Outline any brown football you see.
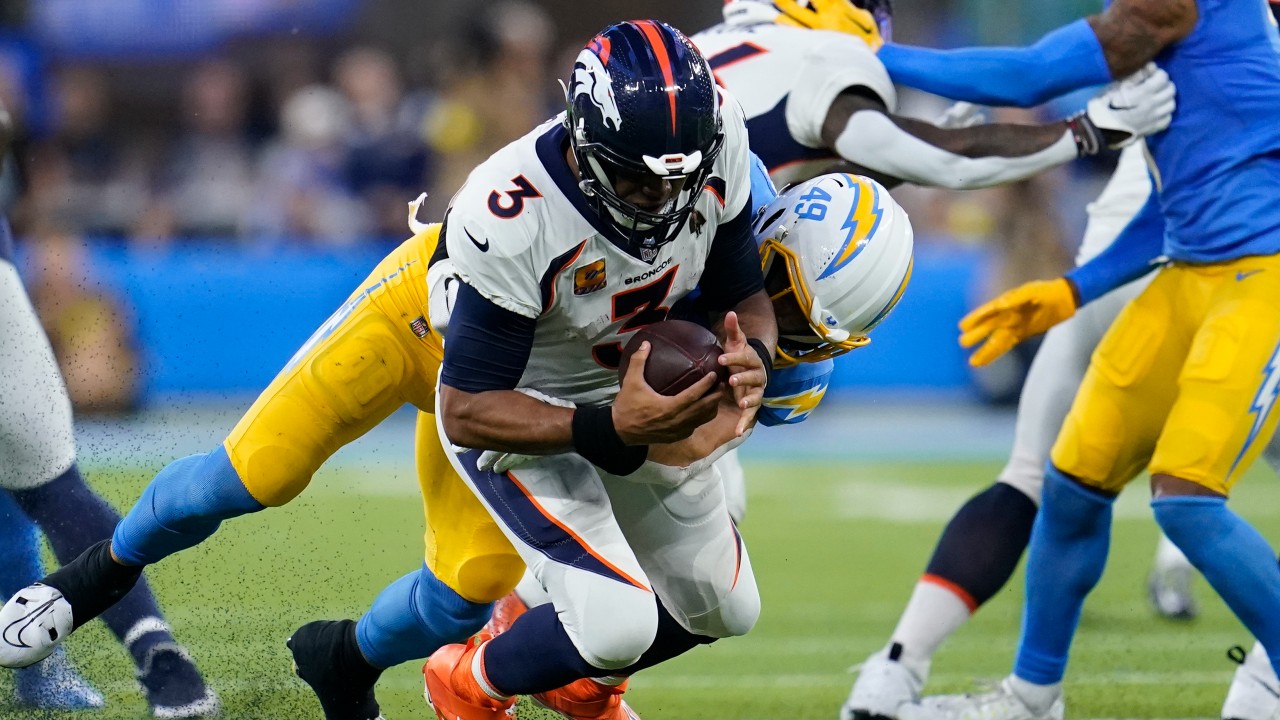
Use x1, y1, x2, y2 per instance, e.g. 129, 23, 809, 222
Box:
618, 320, 729, 396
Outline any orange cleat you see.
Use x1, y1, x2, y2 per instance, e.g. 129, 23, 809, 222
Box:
482, 592, 528, 637
422, 638, 516, 720
532, 677, 641, 720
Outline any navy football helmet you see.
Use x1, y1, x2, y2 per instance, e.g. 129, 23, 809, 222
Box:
563, 20, 723, 256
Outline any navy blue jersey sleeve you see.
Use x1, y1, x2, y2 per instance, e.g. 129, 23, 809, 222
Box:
697, 198, 765, 313
878, 19, 1110, 108
440, 281, 536, 393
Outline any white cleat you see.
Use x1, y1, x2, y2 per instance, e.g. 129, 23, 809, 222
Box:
841, 648, 924, 720
0, 584, 73, 669
1222, 643, 1280, 720
898, 677, 1063, 720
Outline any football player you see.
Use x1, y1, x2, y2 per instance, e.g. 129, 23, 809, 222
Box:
417, 20, 776, 720
871, 1, 1280, 718
0, 105, 217, 717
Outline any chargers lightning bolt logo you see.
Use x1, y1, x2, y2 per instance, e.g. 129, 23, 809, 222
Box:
763, 385, 828, 423
819, 175, 883, 280
1228, 340, 1280, 479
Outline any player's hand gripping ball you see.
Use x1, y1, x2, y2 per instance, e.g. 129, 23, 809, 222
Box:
619, 320, 729, 395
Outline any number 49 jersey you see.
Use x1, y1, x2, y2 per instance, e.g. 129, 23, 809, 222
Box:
693, 22, 896, 187
443, 102, 754, 408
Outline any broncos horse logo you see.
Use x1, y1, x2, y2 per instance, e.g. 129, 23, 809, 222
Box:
568, 49, 623, 131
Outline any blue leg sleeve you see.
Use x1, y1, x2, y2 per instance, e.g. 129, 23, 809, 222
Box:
355, 563, 492, 669
111, 445, 264, 566
1014, 465, 1114, 685
1153, 495, 1280, 674
0, 490, 43, 597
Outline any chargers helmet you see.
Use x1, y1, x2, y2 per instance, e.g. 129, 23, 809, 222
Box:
723, 0, 893, 47
756, 173, 913, 367
564, 21, 723, 257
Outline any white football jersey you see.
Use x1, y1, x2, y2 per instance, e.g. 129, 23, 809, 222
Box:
444, 101, 753, 407
693, 23, 896, 187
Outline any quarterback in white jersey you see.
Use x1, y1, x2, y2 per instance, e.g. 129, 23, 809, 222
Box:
693, 0, 1176, 191
421, 21, 777, 720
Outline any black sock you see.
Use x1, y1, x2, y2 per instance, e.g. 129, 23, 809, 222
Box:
41, 539, 143, 631
924, 482, 1038, 607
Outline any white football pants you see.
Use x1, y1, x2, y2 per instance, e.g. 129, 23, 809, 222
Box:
440, 413, 759, 671
0, 260, 76, 490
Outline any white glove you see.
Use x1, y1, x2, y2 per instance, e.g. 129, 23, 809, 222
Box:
477, 449, 537, 473
1071, 63, 1176, 155
936, 101, 987, 129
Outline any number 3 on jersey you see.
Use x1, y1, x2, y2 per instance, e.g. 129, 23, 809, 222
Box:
592, 266, 679, 369
488, 175, 542, 218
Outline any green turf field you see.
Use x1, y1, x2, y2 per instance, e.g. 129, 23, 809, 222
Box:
3, 457, 1277, 719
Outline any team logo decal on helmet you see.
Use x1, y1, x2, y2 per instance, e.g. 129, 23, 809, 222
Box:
563, 20, 724, 258
756, 173, 914, 367
568, 50, 622, 132
818, 178, 883, 279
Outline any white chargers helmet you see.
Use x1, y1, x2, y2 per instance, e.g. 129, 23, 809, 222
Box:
756, 173, 913, 367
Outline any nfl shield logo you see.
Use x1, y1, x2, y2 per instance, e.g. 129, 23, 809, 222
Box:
640, 245, 658, 263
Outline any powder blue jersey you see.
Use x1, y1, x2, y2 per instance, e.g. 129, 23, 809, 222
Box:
1143, 0, 1280, 262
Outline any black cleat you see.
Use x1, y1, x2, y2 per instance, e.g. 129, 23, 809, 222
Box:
288, 620, 384, 720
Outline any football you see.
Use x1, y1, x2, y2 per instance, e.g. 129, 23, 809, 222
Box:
618, 319, 729, 396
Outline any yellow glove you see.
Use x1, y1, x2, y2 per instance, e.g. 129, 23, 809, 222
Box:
959, 278, 1078, 367
774, 0, 884, 51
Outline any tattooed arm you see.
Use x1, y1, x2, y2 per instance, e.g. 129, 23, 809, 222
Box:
1088, 0, 1198, 77
879, 0, 1196, 107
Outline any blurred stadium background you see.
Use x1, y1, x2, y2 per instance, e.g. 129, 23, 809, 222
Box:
0, 1, 1266, 718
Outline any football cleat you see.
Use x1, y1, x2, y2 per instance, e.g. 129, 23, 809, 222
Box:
532, 677, 641, 720
288, 620, 384, 720
0, 583, 73, 668
841, 647, 924, 720
14, 645, 105, 710
898, 677, 1063, 720
138, 643, 220, 718
423, 638, 516, 720
1221, 643, 1280, 720
1147, 564, 1197, 620
481, 592, 528, 638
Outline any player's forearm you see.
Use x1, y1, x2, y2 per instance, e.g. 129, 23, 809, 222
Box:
439, 385, 575, 454
835, 111, 1078, 190
725, 290, 779, 352
878, 19, 1112, 108
896, 115, 1072, 160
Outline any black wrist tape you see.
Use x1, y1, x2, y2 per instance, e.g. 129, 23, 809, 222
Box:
572, 404, 647, 476
746, 338, 774, 389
